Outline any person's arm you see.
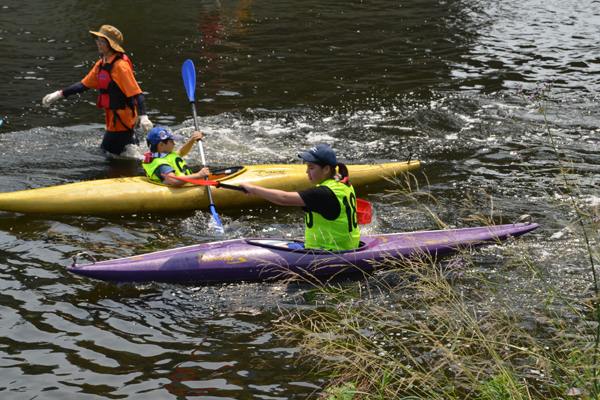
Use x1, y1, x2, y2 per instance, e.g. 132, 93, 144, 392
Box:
42, 82, 90, 107
158, 159, 209, 186
43, 60, 100, 107
132, 94, 152, 133
177, 131, 203, 157
162, 167, 209, 187
239, 183, 306, 207
112, 59, 153, 133
162, 173, 188, 187
62, 82, 90, 98
133, 93, 147, 115
187, 167, 210, 180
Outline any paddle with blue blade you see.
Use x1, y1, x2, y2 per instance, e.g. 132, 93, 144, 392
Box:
182, 59, 224, 235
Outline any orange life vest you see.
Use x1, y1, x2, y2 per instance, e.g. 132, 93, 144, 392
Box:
96, 54, 136, 128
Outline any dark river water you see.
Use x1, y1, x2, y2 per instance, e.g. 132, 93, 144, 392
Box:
1, 0, 599, 398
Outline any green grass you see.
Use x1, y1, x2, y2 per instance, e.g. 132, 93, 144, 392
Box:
276, 82, 600, 399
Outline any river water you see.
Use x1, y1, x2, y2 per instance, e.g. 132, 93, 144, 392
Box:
1, 0, 599, 398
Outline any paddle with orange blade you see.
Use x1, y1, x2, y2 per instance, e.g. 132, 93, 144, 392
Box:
166, 175, 249, 193
356, 198, 372, 225
170, 175, 373, 224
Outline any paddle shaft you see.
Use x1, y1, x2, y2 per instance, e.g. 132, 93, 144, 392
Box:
216, 182, 249, 193
189, 101, 207, 167
182, 59, 223, 235
189, 100, 217, 206
166, 175, 249, 193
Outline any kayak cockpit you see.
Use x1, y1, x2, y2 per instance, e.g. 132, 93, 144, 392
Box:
244, 238, 371, 253
144, 166, 248, 187
209, 166, 246, 181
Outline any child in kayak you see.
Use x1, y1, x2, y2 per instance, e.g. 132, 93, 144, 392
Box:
142, 126, 210, 187
239, 144, 360, 251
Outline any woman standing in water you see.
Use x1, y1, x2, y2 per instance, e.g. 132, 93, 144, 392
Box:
42, 25, 153, 155
240, 144, 361, 251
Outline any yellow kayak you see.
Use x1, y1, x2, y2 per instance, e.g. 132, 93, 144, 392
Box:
0, 161, 419, 214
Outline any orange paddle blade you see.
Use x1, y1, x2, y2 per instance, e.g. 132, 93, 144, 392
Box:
356, 199, 372, 225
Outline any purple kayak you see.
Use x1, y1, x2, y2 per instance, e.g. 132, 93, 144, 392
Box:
67, 219, 538, 283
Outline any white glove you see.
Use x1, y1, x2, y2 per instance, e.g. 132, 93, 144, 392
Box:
42, 90, 63, 108
139, 115, 153, 134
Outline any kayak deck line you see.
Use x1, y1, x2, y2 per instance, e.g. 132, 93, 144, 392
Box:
67, 220, 539, 283
0, 161, 420, 214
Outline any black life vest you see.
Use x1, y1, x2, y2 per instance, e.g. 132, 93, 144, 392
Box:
96, 54, 136, 130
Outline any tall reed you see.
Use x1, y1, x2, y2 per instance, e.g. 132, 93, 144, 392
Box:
276, 83, 600, 399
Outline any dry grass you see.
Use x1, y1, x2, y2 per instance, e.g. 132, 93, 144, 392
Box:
275, 82, 600, 399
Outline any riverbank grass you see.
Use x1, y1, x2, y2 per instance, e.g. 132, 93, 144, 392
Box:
277, 82, 600, 399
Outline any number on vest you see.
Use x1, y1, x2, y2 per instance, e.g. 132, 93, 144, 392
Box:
175, 157, 193, 175
342, 193, 358, 232
305, 212, 314, 228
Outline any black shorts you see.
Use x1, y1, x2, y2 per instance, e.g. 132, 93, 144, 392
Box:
101, 130, 139, 155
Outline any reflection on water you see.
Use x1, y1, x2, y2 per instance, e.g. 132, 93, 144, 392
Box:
2, 0, 478, 131
0, 0, 599, 398
454, 0, 600, 92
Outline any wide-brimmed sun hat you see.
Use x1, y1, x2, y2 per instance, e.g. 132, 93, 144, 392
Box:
89, 25, 125, 53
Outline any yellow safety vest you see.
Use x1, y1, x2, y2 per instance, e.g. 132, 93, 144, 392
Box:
304, 179, 361, 251
142, 152, 192, 183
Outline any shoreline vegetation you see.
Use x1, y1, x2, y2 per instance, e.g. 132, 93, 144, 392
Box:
277, 82, 600, 399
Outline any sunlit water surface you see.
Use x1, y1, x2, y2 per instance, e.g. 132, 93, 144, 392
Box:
1, 0, 599, 397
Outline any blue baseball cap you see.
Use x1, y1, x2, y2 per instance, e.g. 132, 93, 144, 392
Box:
147, 126, 185, 145
298, 144, 338, 168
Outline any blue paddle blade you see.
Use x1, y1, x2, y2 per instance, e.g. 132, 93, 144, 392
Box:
0, 120, 3, 127
182, 59, 222, 236
209, 205, 225, 235
182, 59, 197, 102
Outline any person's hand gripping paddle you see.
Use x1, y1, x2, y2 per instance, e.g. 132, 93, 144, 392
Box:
182, 59, 224, 235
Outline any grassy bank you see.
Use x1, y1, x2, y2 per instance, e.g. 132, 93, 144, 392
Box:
277, 82, 600, 399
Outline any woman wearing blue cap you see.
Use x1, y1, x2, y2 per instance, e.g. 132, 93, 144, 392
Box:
240, 144, 360, 251
142, 126, 210, 187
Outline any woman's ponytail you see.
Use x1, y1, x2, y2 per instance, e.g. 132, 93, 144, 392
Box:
337, 162, 349, 179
